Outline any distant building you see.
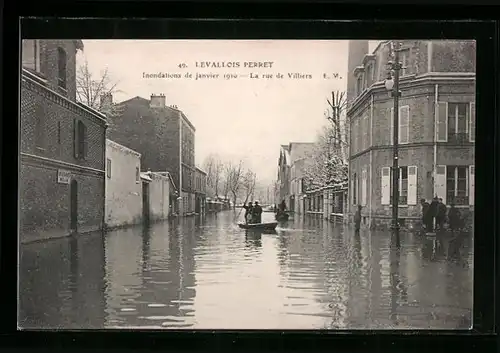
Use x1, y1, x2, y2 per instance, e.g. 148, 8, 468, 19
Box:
20, 39, 107, 243
105, 140, 142, 229
277, 142, 315, 214
194, 167, 207, 215
106, 94, 197, 216
347, 40, 475, 230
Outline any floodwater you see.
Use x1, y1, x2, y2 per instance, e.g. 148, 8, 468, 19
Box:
19, 210, 473, 330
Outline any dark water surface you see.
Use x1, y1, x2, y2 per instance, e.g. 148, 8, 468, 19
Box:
19, 211, 473, 330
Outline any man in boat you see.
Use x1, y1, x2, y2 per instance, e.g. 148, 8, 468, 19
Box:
242, 201, 253, 224
252, 201, 263, 224
276, 200, 287, 218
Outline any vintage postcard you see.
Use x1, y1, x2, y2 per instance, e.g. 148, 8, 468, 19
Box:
18, 39, 475, 330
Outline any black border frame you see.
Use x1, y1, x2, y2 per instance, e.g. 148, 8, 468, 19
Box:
2, 5, 498, 353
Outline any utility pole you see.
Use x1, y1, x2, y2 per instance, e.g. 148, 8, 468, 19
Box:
384, 41, 402, 248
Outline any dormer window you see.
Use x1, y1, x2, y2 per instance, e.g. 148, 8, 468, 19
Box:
57, 47, 67, 89
22, 40, 41, 72
400, 49, 410, 76
356, 75, 363, 96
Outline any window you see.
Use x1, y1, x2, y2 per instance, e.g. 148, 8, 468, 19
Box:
365, 65, 372, 88
57, 47, 67, 89
382, 166, 418, 206
390, 105, 410, 145
106, 159, 112, 179
74, 119, 87, 160
361, 168, 367, 206
470, 103, 475, 142
447, 103, 469, 143
136, 167, 140, 182
446, 166, 469, 205
352, 172, 357, 205
35, 113, 44, 149
400, 49, 410, 76
356, 75, 363, 96
57, 121, 61, 144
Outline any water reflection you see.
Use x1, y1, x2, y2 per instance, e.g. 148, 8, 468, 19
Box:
19, 211, 473, 330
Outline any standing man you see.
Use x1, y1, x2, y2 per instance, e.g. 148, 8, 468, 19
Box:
436, 198, 448, 231
428, 196, 440, 232
420, 198, 431, 232
447, 200, 462, 236
243, 201, 253, 224
252, 201, 263, 224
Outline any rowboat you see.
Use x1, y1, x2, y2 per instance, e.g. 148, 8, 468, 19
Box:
238, 222, 278, 231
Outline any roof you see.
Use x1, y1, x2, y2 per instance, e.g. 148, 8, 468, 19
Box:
140, 173, 153, 182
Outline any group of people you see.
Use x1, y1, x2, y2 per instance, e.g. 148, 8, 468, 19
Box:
243, 201, 263, 224
420, 196, 463, 233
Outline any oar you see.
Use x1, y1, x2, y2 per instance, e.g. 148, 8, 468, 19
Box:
234, 192, 251, 223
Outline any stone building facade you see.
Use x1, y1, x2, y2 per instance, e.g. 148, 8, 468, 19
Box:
105, 140, 142, 229
347, 40, 475, 230
194, 167, 207, 215
20, 40, 107, 243
288, 143, 315, 214
106, 94, 197, 216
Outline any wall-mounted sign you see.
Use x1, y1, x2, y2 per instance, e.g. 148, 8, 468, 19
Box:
57, 169, 71, 184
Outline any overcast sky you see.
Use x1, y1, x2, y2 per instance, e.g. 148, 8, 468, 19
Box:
78, 40, 380, 184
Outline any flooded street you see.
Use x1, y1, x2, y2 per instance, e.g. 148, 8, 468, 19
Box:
19, 211, 473, 330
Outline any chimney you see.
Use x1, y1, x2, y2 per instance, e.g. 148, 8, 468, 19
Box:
99, 93, 113, 114
346, 40, 369, 104
150, 93, 166, 108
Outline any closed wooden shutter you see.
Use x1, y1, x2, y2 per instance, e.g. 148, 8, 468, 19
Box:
381, 167, 390, 205
408, 166, 417, 205
470, 102, 475, 142
73, 119, 79, 159
362, 168, 367, 206
436, 102, 448, 142
83, 123, 88, 159
469, 165, 474, 205
435, 165, 446, 204
399, 105, 410, 144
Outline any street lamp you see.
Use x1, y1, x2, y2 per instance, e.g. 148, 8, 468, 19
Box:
384, 41, 403, 248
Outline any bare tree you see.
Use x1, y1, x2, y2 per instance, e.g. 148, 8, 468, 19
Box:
241, 170, 257, 205
76, 58, 124, 117
225, 160, 244, 209
202, 154, 225, 198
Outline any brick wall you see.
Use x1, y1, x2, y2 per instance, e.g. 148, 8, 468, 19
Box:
20, 74, 106, 243
21, 79, 106, 170
431, 41, 476, 73
107, 98, 181, 189
19, 163, 104, 243
39, 40, 79, 101
105, 140, 143, 229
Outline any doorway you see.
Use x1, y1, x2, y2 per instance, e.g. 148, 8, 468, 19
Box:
142, 182, 150, 224
70, 179, 78, 232
195, 196, 201, 214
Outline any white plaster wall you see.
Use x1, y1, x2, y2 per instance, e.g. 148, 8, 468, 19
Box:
105, 140, 142, 228
148, 173, 170, 221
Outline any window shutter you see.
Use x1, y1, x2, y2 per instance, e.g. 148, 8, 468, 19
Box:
381, 167, 390, 205
362, 168, 367, 206
470, 102, 475, 142
408, 166, 417, 205
83, 124, 88, 159
389, 107, 394, 145
399, 105, 410, 144
436, 102, 448, 142
434, 165, 446, 204
469, 165, 474, 205
73, 119, 79, 159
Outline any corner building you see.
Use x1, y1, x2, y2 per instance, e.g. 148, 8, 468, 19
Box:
347, 40, 475, 230
107, 94, 197, 216
20, 40, 107, 243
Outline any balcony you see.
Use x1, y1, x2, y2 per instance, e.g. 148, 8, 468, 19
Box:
447, 132, 470, 144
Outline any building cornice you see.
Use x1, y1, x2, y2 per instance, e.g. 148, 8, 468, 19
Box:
349, 141, 474, 160
21, 152, 105, 176
347, 72, 476, 118
362, 54, 376, 66
353, 65, 365, 76
21, 69, 108, 127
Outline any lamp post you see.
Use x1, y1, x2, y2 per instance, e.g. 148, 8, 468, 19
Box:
384, 41, 402, 248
